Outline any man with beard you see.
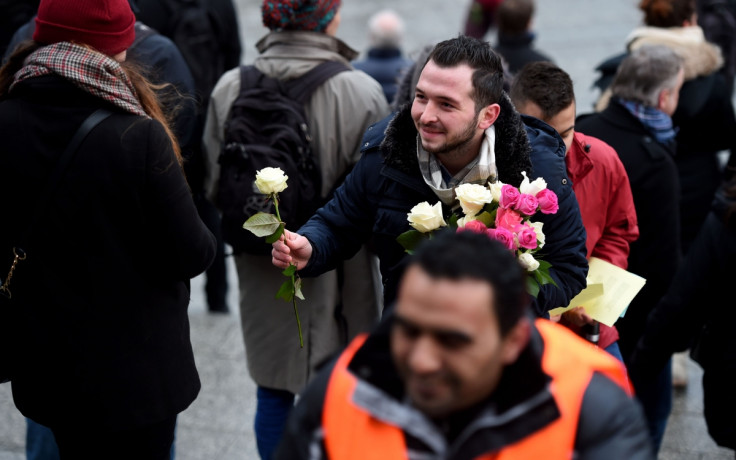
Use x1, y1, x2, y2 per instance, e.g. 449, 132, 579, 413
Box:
273, 231, 653, 460
273, 35, 588, 315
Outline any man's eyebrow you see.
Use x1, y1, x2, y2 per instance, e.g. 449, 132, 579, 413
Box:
393, 314, 472, 343
559, 125, 574, 137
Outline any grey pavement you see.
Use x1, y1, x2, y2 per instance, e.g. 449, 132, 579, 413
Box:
1, 0, 734, 459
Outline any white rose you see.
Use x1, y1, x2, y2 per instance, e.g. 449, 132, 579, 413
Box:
455, 183, 493, 216
519, 171, 547, 196
530, 221, 546, 248
255, 167, 289, 195
407, 202, 447, 233
488, 179, 505, 203
457, 215, 477, 227
518, 252, 540, 272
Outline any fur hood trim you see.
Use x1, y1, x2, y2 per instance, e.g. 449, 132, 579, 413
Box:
627, 26, 723, 80
379, 94, 532, 186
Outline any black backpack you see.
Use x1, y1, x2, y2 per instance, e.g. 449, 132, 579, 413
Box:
217, 61, 349, 255
159, 0, 223, 106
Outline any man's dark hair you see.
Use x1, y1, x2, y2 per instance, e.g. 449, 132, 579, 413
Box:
640, 0, 696, 27
426, 35, 505, 113
509, 61, 575, 120
409, 230, 528, 336
497, 0, 535, 36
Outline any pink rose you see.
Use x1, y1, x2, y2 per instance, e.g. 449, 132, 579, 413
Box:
536, 188, 559, 214
487, 227, 517, 251
495, 207, 523, 232
457, 220, 487, 234
516, 224, 538, 250
514, 193, 539, 216
499, 184, 520, 209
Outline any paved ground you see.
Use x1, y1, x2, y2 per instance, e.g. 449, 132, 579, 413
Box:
1, 0, 735, 458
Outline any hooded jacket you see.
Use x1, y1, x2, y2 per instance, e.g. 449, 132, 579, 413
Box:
299, 98, 588, 315
274, 316, 654, 460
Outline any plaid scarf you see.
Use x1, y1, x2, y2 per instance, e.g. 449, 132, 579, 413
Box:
10, 42, 147, 117
616, 97, 676, 145
418, 125, 499, 204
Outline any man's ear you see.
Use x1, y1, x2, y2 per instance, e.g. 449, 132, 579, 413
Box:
657, 88, 669, 112
479, 103, 501, 130
500, 316, 531, 365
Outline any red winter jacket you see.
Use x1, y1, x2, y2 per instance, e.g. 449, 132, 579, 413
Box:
564, 132, 639, 348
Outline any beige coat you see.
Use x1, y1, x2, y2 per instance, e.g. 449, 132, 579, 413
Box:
203, 31, 390, 393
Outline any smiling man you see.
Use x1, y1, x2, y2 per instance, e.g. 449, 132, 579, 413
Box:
274, 231, 653, 459
273, 35, 588, 316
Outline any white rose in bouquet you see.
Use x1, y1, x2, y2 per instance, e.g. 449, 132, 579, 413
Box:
255, 167, 289, 195
455, 183, 493, 216
530, 221, 546, 248
489, 179, 505, 203
407, 202, 447, 233
519, 171, 547, 196
518, 252, 540, 272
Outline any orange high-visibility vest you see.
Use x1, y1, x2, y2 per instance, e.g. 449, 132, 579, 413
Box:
322, 319, 630, 460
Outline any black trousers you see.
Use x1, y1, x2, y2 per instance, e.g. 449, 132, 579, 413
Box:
51, 415, 176, 460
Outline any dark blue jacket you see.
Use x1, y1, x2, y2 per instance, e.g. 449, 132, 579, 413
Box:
352, 47, 412, 104
299, 97, 587, 316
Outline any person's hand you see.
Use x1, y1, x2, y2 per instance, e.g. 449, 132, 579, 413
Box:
562, 306, 595, 328
272, 229, 313, 270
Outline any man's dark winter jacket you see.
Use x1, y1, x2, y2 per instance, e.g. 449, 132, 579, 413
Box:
576, 101, 682, 361
299, 96, 588, 315
274, 315, 654, 460
630, 178, 736, 449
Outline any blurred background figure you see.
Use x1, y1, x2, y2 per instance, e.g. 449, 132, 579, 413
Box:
463, 0, 504, 39
577, 45, 686, 455
352, 9, 413, 104
0, 0, 39, 58
697, 0, 736, 96
494, 0, 552, 75
136, 0, 243, 314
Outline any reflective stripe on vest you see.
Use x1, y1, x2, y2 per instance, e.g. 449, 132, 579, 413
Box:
323, 320, 630, 460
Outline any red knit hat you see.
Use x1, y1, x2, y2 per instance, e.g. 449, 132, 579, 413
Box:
33, 0, 136, 56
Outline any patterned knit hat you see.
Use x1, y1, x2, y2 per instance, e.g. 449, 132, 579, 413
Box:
262, 0, 341, 32
33, 0, 136, 56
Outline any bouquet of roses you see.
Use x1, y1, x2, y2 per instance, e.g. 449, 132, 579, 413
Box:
397, 172, 559, 297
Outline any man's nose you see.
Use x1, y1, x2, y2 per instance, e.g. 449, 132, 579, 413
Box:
419, 101, 439, 125
407, 336, 441, 374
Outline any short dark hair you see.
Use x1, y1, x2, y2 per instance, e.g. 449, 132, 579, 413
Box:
639, 0, 695, 27
498, 0, 535, 36
409, 230, 528, 336
509, 62, 575, 120
426, 35, 505, 112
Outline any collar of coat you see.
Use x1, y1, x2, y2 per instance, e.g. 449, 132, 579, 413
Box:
255, 30, 359, 62
627, 25, 723, 80
377, 94, 533, 187
344, 313, 557, 457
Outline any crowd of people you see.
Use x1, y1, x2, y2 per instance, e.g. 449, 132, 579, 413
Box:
1, 0, 735, 458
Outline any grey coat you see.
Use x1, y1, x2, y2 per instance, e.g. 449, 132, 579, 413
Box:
203, 31, 390, 393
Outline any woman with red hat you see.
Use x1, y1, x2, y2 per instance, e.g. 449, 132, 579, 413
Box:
0, 0, 216, 458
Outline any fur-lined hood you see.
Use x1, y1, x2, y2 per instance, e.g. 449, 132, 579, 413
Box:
627, 25, 723, 80
378, 93, 533, 187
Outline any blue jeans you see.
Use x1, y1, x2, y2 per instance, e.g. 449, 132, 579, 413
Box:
26, 418, 177, 460
255, 386, 295, 460
604, 341, 624, 363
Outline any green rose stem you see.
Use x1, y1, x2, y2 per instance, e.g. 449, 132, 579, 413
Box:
272, 194, 304, 348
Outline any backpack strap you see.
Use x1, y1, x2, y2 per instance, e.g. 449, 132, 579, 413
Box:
285, 61, 351, 104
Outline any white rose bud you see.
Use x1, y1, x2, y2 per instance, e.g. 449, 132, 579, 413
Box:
407, 202, 447, 233
455, 183, 493, 216
518, 252, 540, 272
457, 215, 477, 227
519, 171, 547, 196
255, 167, 289, 195
488, 179, 505, 203
530, 221, 546, 248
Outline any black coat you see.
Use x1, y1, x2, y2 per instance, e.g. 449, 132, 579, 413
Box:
629, 179, 736, 449
0, 75, 216, 430
576, 102, 682, 361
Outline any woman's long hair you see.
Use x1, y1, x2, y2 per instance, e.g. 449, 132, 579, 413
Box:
0, 41, 182, 164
